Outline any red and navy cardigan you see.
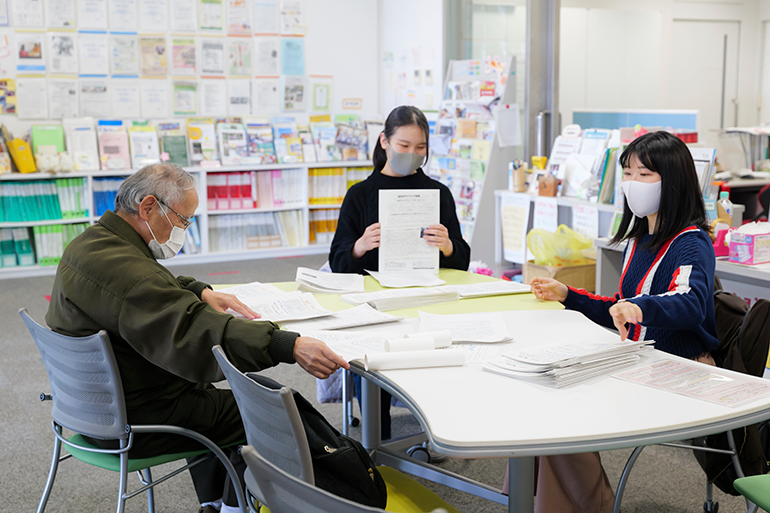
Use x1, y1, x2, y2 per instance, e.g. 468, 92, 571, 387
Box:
562, 226, 720, 359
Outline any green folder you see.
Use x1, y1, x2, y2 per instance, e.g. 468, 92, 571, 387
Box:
31, 125, 66, 155
12, 227, 35, 266
0, 229, 16, 267
163, 135, 189, 166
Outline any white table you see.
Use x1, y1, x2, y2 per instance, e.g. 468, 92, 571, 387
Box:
353, 309, 770, 513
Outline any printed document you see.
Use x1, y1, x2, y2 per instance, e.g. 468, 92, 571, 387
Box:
225, 291, 332, 322
366, 270, 445, 288
614, 359, 770, 408
217, 280, 284, 299
295, 267, 364, 294
418, 311, 512, 343
280, 303, 401, 332
378, 189, 440, 273
437, 280, 530, 298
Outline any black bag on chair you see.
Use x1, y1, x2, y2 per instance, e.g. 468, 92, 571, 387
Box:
291, 389, 388, 508
693, 282, 770, 495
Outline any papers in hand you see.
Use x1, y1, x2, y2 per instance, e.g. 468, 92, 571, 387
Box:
295, 267, 365, 294
308, 330, 465, 371
418, 311, 513, 343
366, 270, 446, 288
280, 303, 401, 332
340, 288, 459, 311
484, 339, 653, 388
436, 280, 531, 299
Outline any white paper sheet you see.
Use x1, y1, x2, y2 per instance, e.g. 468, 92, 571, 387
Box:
47, 32, 78, 73
168, 0, 195, 30
111, 78, 140, 118
253, 36, 278, 75
76, 0, 107, 28
78, 32, 109, 75
227, 37, 250, 75
13, 0, 43, 26
252, 0, 277, 33
198, 0, 222, 30
16, 77, 48, 119
252, 77, 279, 114
48, 77, 78, 118
533, 197, 558, 232
279, 0, 302, 35
138, 0, 167, 30
226, 291, 332, 322
109, 33, 139, 75
16, 31, 45, 72
200, 37, 224, 74
46, 0, 75, 27
199, 78, 226, 116
366, 270, 445, 288
108, 0, 136, 30
172, 80, 196, 115
280, 303, 401, 332
140, 79, 168, 117
418, 311, 512, 343
494, 103, 521, 147
217, 280, 284, 298
295, 266, 365, 294
571, 203, 599, 240
378, 189, 440, 273
436, 281, 531, 298
302, 330, 393, 363
79, 78, 109, 116
227, 78, 250, 116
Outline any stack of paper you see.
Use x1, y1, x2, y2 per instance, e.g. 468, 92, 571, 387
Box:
295, 267, 365, 294
436, 281, 531, 299
366, 270, 446, 288
418, 311, 513, 343
217, 282, 336, 322
340, 288, 459, 311
484, 339, 653, 388
280, 303, 401, 332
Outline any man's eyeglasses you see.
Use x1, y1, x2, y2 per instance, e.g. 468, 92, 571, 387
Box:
158, 199, 194, 229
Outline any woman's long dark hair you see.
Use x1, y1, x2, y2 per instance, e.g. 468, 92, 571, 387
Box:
610, 131, 709, 250
372, 106, 430, 173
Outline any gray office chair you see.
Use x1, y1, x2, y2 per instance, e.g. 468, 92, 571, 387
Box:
20, 308, 247, 513
211, 345, 462, 513
240, 445, 449, 513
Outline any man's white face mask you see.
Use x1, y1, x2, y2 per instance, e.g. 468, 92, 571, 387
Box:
145, 203, 185, 260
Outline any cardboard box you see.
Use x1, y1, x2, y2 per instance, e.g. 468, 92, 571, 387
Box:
729, 231, 770, 265
523, 260, 597, 292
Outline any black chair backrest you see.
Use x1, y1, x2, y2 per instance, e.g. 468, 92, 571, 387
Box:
19, 308, 129, 441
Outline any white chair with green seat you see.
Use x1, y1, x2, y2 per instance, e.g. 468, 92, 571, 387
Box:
733, 476, 764, 513
241, 444, 449, 513
19, 308, 247, 513
211, 345, 462, 513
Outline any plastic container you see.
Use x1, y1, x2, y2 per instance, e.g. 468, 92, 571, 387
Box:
717, 191, 733, 226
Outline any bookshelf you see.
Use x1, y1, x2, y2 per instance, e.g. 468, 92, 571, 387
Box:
0, 160, 373, 279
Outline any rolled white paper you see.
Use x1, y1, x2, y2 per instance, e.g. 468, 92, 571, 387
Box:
385, 336, 435, 352
410, 330, 453, 348
363, 349, 466, 371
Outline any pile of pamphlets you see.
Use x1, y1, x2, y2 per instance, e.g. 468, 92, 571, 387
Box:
295, 267, 365, 294
340, 288, 459, 311
484, 339, 653, 388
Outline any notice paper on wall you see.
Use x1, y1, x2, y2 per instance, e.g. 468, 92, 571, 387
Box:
198, 0, 222, 30
13, 0, 43, 26
16, 77, 48, 119
500, 192, 530, 264
173, 80, 196, 115
572, 203, 599, 240
111, 78, 140, 118
48, 32, 78, 73
48, 77, 79, 118
139, 36, 167, 75
78, 31, 108, 75
109, 33, 140, 75
533, 197, 558, 232
200, 79, 226, 116
16, 31, 45, 72
378, 189, 440, 274
252, 0, 277, 33
281, 74, 305, 112
200, 37, 225, 74
171, 37, 196, 75
252, 77, 280, 114
79, 78, 109, 117
169, 0, 195, 31
226, 0, 250, 33
46, 0, 76, 28
227, 38, 251, 75
227, 78, 251, 116
138, 0, 167, 31
280, 36, 303, 75
108, 0, 137, 30
253, 36, 278, 75
140, 79, 169, 118
76, 0, 107, 29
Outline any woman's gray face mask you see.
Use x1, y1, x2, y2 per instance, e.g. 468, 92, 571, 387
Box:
386, 141, 426, 176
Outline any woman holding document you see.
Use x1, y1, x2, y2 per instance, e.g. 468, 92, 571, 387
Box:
520, 131, 719, 512
329, 106, 470, 440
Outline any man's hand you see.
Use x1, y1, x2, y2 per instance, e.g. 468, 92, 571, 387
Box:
201, 289, 260, 320
422, 224, 454, 257
609, 302, 643, 341
293, 336, 350, 379
352, 223, 381, 259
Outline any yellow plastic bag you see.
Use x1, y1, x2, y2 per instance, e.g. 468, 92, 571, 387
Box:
526, 225, 594, 266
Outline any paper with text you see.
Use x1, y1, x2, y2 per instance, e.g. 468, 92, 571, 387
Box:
378, 189, 440, 274
366, 269, 445, 288
280, 303, 401, 332
418, 311, 512, 343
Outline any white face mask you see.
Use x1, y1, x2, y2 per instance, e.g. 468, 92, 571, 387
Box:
145, 204, 186, 260
622, 180, 662, 218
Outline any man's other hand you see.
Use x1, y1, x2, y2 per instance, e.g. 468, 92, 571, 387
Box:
293, 337, 350, 379
201, 289, 260, 320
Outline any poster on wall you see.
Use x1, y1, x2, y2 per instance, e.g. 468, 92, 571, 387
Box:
252, 0, 277, 34
0, 0, 9, 25
200, 37, 224, 75
140, 78, 168, 117
76, 0, 108, 29
171, 37, 196, 75
280, 36, 303, 75
253, 36, 277, 75
78, 32, 109, 75
227, 37, 250, 75
16, 31, 45, 72
47, 32, 78, 74
109, 33, 140, 75
0, 78, 16, 114
139, 36, 167, 75
198, 0, 223, 31
227, 78, 249, 116
48, 77, 79, 118
16, 77, 48, 118
168, 0, 195, 31
111, 77, 140, 117
199, 78, 225, 116
226, 0, 250, 33
13, 0, 44, 27
46, 0, 76, 28
138, 0, 167, 31
309, 76, 331, 113
108, 0, 137, 31
252, 77, 278, 114
281, 74, 304, 112
279, 0, 302, 35
173, 80, 196, 115
79, 78, 109, 116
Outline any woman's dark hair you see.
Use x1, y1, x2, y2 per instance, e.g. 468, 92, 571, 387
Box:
372, 106, 430, 173
610, 131, 709, 250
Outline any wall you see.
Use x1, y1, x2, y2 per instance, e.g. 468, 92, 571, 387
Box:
560, 0, 762, 152
379, 0, 445, 116
0, 0, 380, 138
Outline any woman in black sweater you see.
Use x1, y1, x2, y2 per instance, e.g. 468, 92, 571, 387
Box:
329, 105, 470, 275
329, 105, 470, 441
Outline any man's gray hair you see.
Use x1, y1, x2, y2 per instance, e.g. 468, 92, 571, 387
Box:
115, 163, 197, 215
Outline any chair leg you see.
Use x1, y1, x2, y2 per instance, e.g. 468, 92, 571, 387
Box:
613, 446, 645, 513
116, 452, 129, 513
342, 368, 350, 436
37, 435, 62, 513
141, 468, 155, 513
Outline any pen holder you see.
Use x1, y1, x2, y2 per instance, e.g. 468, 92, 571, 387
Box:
713, 229, 729, 257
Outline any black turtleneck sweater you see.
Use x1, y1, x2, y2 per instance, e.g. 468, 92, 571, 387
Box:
329, 167, 471, 274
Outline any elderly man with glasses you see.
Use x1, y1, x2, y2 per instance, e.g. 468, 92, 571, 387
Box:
46, 163, 348, 513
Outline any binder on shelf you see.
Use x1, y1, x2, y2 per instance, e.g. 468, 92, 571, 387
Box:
0, 229, 17, 267
12, 227, 35, 266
